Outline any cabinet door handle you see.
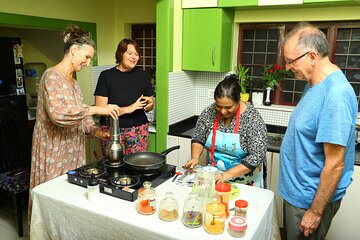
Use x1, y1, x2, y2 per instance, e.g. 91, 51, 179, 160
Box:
212, 46, 215, 66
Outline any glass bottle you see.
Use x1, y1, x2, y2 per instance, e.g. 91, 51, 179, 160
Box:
182, 192, 203, 228
215, 182, 231, 218
203, 199, 226, 235
87, 173, 99, 202
137, 181, 156, 215
158, 192, 179, 221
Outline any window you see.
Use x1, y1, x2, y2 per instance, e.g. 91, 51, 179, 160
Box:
238, 22, 360, 107
132, 24, 156, 88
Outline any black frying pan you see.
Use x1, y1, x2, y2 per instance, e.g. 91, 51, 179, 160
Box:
123, 145, 180, 173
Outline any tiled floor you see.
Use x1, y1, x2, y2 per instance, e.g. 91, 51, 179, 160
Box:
0, 205, 29, 240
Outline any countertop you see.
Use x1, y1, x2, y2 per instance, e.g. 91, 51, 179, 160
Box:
168, 116, 360, 166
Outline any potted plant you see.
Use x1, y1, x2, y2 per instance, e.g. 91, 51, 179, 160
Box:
235, 63, 252, 102
262, 64, 289, 105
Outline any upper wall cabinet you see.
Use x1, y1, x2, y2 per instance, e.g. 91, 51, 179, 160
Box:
217, 0, 357, 7
303, 0, 358, 3
182, 8, 234, 72
182, 0, 218, 8
218, 0, 258, 7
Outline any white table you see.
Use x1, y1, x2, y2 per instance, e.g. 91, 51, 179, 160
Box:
30, 174, 278, 240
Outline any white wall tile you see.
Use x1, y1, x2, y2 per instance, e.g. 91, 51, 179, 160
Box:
168, 71, 292, 127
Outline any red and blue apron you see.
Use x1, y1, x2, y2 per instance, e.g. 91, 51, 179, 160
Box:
204, 105, 263, 187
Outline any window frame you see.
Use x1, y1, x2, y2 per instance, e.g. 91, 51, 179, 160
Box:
238, 21, 360, 107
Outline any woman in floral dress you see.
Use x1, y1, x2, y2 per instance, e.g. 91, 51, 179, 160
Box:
29, 25, 121, 219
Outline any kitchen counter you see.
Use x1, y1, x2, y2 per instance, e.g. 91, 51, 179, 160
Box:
168, 117, 360, 165
30, 174, 278, 240
168, 117, 285, 153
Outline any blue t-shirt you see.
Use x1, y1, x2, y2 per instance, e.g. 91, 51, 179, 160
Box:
279, 70, 358, 209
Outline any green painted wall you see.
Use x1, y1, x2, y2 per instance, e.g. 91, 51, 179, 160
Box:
0, 0, 155, 65
0, 0, 156, 106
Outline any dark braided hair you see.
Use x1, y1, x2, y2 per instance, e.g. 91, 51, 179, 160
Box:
214, 74, 241, 102
61, 25, 96, 54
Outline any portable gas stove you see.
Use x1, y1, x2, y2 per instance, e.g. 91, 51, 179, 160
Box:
67, 159, 176, 201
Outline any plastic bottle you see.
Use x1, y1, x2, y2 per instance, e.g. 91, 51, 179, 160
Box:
158, 192, 179, 221
182, 192, 203, 228
87, 173, 99, 202
137, 181, 156, 215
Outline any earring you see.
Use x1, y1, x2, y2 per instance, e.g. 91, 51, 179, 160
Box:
71, 57, 75, 64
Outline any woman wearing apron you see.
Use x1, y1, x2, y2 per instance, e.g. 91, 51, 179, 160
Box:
185, 74, 267, 187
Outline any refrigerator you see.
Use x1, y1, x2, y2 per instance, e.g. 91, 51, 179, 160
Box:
0, 37, 30, 170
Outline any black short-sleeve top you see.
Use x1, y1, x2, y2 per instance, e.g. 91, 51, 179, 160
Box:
94, 67, 154, 128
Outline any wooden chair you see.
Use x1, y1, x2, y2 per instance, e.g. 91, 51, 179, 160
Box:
0, 167, 30, 237
0, 96, 32, 237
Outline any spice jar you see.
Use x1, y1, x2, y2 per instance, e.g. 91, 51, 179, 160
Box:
215, 182, 231, 218
182, 192, 203, 228
137, 181, 156, 215
234, 199, 248, 218
228, 216, 247, 238
203, 199, 226, 235
193, 165, 218, 204
158, 192, 179, 221
87, 173, 99, 202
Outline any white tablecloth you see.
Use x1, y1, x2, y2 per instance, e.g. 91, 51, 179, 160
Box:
30, 174, 278, 240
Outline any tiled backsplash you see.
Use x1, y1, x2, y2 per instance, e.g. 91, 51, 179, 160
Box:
168, 71, 292, 127
91, 68, 359, 128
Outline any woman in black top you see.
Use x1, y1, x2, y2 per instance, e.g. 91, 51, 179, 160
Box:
94, 39, 154, 155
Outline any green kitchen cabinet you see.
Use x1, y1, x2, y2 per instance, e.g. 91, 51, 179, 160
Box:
148, 133, 156, 152
182, 8, 234, 72
218, 0, 258, 7
304, 0, 358, 3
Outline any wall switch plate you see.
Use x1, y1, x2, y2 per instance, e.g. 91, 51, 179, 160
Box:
207, 89, 214, 99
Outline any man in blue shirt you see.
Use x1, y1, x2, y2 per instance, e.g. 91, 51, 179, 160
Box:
279, 22, 358, 240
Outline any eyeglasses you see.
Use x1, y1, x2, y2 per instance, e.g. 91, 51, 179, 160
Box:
286, 51, 310, 65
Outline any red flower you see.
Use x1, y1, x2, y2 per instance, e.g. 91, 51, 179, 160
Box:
263, 64, 290, 89
274, 65, 281, 70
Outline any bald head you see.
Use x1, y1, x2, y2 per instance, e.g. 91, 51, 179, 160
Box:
283, 22, 329, 58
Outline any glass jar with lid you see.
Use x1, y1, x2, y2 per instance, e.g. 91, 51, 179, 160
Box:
193, 165, 219, 204
137, 181, 156, 215
158, 192, 179, 221
203, 199, 226, 234
215, 182, 231, 218
234, 199, 248, 218
182, 192, 203, 228
228, 216, 247, 237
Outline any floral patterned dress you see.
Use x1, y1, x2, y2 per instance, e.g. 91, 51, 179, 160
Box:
29, 68, 97, 193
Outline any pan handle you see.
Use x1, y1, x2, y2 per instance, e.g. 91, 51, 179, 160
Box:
160, 145, 180, 156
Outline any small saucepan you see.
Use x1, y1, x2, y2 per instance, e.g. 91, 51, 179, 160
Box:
123, 145, 180, 174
